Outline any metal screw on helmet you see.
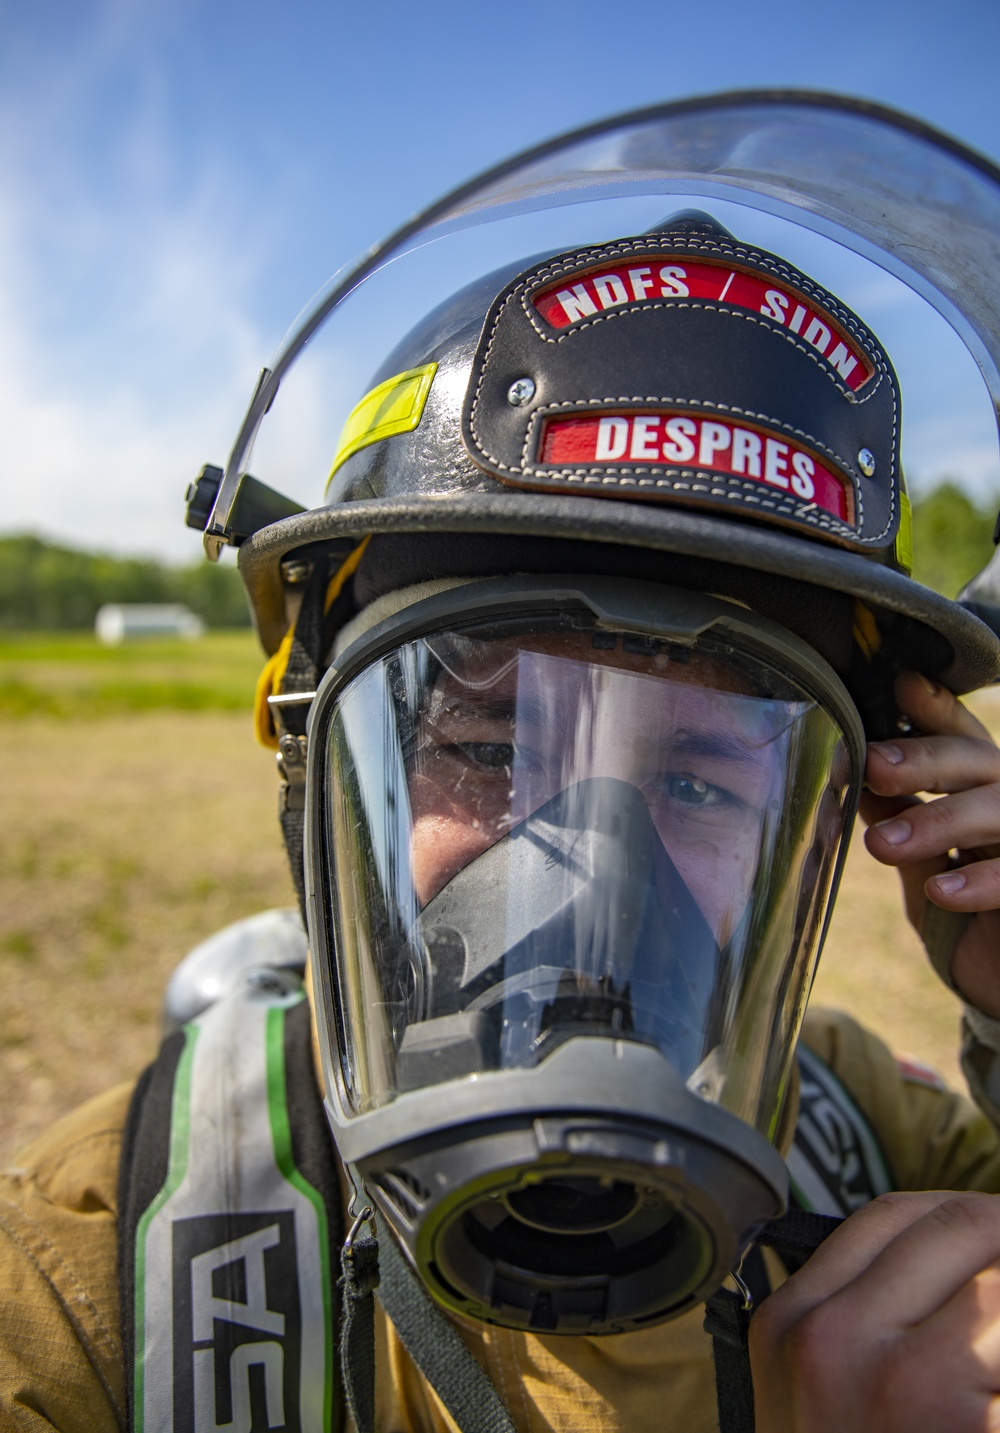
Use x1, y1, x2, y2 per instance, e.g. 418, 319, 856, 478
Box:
858, 448, 876, 477
278, 733, 307, 767
506, 377, 536, 406
281, 557, 314, 586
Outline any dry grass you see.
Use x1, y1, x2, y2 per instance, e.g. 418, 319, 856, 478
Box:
0, 710, 294, 1160
814, 820, 964, 1085
0, 630, 296, 1161
2, 632, 998, 1162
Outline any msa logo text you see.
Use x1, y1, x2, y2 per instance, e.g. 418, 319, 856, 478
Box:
796, 1077, 872, 1211
173, 1211, 301, 1433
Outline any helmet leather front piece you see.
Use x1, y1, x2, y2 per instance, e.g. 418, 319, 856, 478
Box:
461, 222, 901, 564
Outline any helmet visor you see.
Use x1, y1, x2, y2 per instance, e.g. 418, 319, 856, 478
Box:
319, 598, 859, 1136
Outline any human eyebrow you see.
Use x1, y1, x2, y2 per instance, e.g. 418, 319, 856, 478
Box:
430, 694, 556, 730
666, 729, 763, 763
429, 696, 517, 724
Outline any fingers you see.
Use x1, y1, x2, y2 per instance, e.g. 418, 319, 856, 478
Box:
867, 734, 1000, 799
926, 859, 1000, 913
863, 672, 1000, 874
865, 784, 1000, 869
862, 674, 1000, 925
830, 1193, 1000, 1330
894, 671, 993, 744
858, 789, 922, 827
755, 1192, 970, 1331
751, 1193, 1000, 1433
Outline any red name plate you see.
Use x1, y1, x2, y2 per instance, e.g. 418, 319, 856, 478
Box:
538, 410, 854, 523
532, 259, 873, 391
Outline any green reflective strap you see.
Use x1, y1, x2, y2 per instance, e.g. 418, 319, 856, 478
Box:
266, 1000, 335, 1431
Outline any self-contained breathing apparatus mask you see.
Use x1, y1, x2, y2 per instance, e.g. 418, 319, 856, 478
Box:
189, 93, 1000, 1349
307, 576, 863, 1332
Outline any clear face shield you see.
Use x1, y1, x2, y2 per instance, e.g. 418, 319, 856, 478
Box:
308, 580, 865, 1331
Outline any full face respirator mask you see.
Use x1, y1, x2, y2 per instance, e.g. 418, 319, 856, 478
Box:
305, 575, 865, 1333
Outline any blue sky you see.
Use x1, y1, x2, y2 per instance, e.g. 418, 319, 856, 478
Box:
1, 0, 998, 559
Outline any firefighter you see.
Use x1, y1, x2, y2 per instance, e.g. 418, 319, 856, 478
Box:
7, 99, 1000, 1432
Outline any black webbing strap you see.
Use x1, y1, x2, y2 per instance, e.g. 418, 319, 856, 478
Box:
340, 1229, 381, 1433
339, 1225, 517, 1433
379, 1233, 517, 1433
703, 1286, 757, 1433
275, 545, 366, 916
704, 1210, 844, 1433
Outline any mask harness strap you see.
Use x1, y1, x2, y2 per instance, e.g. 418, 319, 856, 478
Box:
339, 1212, 380, 1433
339, 1219, 517, 1433
703, 1210, 843, 1433
338, 1207, 839, 1433
273, 545, 365, 915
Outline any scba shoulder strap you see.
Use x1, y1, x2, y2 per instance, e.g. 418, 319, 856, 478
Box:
120, 960, 515, 1433
120, 956, 892, 1433
118, 969, 343, 1433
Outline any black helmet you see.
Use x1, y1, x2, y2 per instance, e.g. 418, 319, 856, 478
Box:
233, 210, 996, 755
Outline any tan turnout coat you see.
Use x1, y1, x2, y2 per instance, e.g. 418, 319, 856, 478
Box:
3, 1007, 1000, 1433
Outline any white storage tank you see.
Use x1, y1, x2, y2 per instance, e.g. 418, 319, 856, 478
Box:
94, 603, 205, 645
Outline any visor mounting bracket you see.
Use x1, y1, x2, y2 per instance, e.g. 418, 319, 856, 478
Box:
277, 734, 308, 812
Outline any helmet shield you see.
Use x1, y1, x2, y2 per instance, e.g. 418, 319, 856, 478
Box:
221, 95, 1000, 694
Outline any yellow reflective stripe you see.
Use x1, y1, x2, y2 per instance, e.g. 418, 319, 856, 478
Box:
253, 537, 373, 749
254, 625, 296, 749
326, 363, 438, 487
895, 492, 913, 575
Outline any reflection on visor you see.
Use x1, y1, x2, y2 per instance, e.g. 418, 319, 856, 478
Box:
324, 615, 854, 1132
412, 641, 794, 942
405, 777, 726, 1079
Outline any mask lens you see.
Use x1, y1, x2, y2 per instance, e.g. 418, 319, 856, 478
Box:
322, 608, 855, 1137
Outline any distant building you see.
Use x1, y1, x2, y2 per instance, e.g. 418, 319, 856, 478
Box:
95, 603, 205, 645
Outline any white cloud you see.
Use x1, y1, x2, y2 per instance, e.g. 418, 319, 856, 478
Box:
0, 5, 297, 561
0, 181, 272, 560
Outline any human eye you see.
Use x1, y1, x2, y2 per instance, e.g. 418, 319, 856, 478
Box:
660, 772, 747, 817
665, 773, 722, 806
450, 742, 515, 772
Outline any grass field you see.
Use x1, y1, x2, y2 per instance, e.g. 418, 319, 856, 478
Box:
0, 630, 263, 717
0, 631, 995, 1163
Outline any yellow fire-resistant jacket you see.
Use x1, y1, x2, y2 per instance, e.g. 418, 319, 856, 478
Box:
3, 1006, 1000, 1433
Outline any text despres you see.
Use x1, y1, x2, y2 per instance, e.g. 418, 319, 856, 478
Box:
532, 259, 874, 392
538, 411, 854, 523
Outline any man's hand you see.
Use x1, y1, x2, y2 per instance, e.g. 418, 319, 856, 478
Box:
750, 1191, 1000, 1433
863, 671, 1000, 1016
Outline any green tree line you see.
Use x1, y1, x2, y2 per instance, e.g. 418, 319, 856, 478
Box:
0, 534, 250, 629
0, 480, 996, 629
909, 482, 996, 599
